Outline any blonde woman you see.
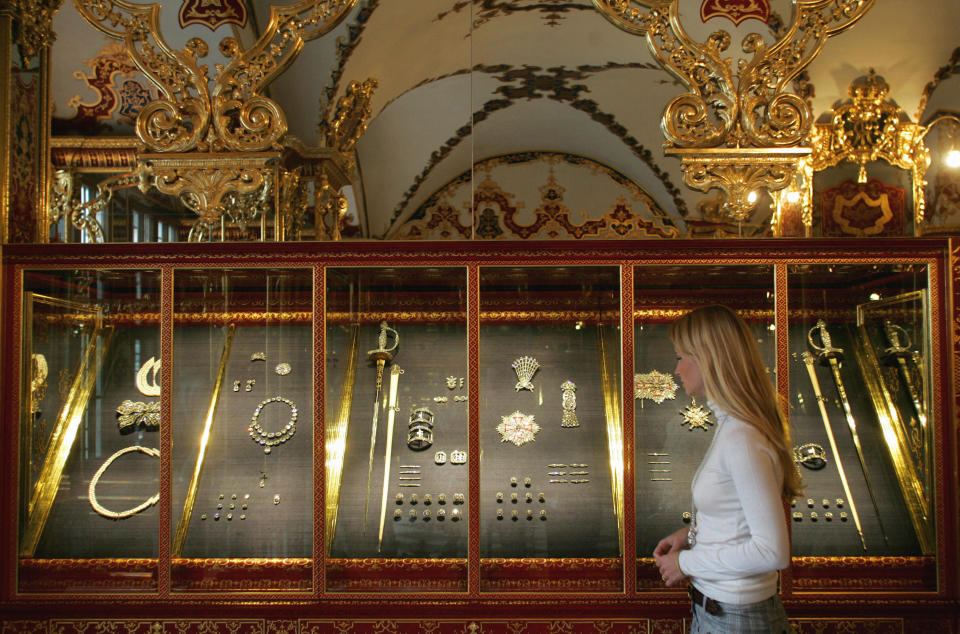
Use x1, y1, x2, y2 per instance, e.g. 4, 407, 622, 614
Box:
653, 305, 802, 633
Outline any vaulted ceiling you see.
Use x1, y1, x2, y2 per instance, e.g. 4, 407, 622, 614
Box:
49, 0, 960, 239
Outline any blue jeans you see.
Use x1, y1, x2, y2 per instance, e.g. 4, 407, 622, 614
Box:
690, 593, 791, 633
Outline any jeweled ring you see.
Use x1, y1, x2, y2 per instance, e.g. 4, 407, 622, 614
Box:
275, 363, 291, 376
793, 442, 827, 470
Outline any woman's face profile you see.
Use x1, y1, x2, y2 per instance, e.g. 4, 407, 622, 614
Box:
673, 347, 704, 397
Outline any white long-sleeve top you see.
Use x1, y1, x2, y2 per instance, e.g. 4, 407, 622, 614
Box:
677, 401, 790, 605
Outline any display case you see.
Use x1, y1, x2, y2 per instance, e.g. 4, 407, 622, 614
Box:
1, 239, 955, 627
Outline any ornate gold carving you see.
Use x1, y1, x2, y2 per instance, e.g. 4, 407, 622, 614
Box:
314, 170, 348, 240
593, 0, 874, 223
322, 78, 379, 165
49, 169, 105, 243
75, 0, 357, 153
595, 0, 873, 149
11, 0, 62, 64
810, 71, 928, 184
796, 73, 960, 234
68, 0, 359, 235
669, 147, 808, 221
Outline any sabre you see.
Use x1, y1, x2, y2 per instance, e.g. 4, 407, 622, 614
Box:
809, 319, 888, 546
802, 351, 868, 551
378, 364, 403, 552
363, 321, 399, 534
882, 320, 927, 431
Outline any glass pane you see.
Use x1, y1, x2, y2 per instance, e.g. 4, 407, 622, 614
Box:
633, 265, 775, 591
479, 266, 623, 593
325, 267, 468, 592
19, 269, 161, 592
170, 269, 313, 592
788, 263, 935, 591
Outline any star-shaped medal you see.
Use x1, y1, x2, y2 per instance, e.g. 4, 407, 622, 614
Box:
634, 370, 679, 404
680, 399, 715, 431
497, 410, 540, 446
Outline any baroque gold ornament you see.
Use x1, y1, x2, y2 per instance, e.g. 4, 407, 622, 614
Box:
74, 0, 359, 153
593, 0, 875, 222
11, 0, 62, 64
69, 0, 360, 237
800, 71, 937, 232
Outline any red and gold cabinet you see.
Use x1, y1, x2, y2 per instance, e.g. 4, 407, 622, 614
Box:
1, 239, 956, 632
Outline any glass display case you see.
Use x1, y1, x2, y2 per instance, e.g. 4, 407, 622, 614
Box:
632, 264, 776, 590
18, 269, 161, 592
4, 239, 952, 609
169, 268, 314, 591
324, 266, 468, 592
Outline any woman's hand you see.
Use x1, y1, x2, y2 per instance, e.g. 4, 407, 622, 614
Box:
654, 549, 687, 587
653, 526, 690, 587
653, 526, 689, 558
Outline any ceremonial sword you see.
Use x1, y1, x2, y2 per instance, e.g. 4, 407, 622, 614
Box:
363, 321, 399, 533
882, 320, 927, 431
378, 363, 403, 552
809, 319, 888, 546
802, 351, 867, 550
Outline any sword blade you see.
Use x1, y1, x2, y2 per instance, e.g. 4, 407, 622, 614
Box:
378, 364, 402, 552
362, 358, 385, 534
825, 355, 889, 546
803, 352, 867, 551
894, 355, 927, 431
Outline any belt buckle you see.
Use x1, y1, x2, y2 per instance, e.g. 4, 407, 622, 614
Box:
704, 597, 723, 617
689, 586, 723, 617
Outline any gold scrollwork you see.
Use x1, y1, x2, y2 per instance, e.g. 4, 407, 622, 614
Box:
594, 0, 875, 150
75, 0, 358, 154
48, 168, 148, 243
143, 153, 274, 237
593, 0, 875, 223
67, 0, 360, 238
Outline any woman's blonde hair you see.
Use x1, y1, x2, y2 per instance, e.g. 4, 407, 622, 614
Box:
669, 304, 803, 500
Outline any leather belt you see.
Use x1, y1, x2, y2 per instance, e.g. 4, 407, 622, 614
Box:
689, 585, 723, 617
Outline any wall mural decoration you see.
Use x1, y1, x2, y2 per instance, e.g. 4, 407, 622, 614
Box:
819, 178, 905, 237
53, 42, 157, 135
178, 0, 248, 31
700, 0, 770, 26
395, 152, 678, 240
9, 73, 40, 243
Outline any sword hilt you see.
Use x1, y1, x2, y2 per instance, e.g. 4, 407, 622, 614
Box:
882, 320, 912, 358
367, 320, 399, 360
808, 319, 844, 364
